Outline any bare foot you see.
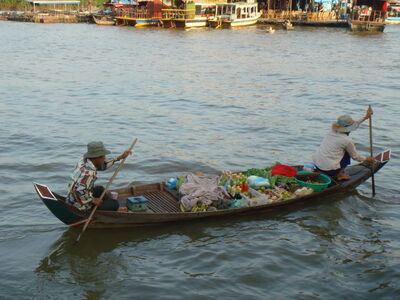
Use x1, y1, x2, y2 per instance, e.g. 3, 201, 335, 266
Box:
118, 207, 128, 212
337, 174, 351, 181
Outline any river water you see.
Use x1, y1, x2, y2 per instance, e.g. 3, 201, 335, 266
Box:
0, 21, 399, 299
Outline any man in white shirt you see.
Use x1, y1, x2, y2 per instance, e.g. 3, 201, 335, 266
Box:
312, 107, 375, 180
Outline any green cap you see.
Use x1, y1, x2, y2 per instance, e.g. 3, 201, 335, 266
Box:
84, 141, 111, 158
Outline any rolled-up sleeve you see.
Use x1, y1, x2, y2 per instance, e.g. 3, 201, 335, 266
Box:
104, 156, 120, 169
345, 140, 366, 162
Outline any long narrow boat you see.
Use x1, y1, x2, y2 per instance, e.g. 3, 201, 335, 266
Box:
34, 150, 390, 228
93, 15, 116, 25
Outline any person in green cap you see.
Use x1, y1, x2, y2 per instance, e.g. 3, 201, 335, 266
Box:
66, 141, 131, 211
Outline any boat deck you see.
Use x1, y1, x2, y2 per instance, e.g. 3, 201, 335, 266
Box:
143, 190, 180, 213
116, 185, 180, 213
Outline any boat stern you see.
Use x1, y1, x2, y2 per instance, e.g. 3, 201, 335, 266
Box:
34, 183, 84, 225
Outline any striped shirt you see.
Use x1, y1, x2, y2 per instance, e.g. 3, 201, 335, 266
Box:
66, 157, 119, 210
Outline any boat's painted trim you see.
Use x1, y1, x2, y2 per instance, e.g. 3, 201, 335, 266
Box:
386, 17, 400, 24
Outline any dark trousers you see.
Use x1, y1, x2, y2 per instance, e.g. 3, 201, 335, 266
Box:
92, 186, 119, 211
317, 151, 351, 177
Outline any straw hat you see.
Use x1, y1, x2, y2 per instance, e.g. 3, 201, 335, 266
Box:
84, 141, 111, 158
332, 115, 358, 133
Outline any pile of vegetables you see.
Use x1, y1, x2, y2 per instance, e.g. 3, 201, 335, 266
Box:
220, 171, 249, 195
171, 163, 316, 212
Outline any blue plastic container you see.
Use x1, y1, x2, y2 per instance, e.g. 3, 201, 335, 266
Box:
126, 196, 148, 211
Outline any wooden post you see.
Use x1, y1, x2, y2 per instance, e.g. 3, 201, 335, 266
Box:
368, 105, 376, 196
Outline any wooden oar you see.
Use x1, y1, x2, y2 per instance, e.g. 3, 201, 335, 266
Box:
368, 105, 376, 196
75, 138, 138, 244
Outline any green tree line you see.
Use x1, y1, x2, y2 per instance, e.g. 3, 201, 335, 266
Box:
0, 0, 105, 10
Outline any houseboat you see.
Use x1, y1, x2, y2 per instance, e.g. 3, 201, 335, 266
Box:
386, 1, 400, 24
162, 1, 217, 28
208, 0, 261, 28
104, 0, 136, 11
115, 0, 164, 26
348, 0, 386, 32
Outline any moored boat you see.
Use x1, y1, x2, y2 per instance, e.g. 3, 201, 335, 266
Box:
104, 0, 136, 12
162, 2, 216, 28
34, 150, 390, 228
93, 14, 116, 25
348, 0, 386, 32
208, 0, 261, 28
386, 1, 400, 24
115, 0, 163, 26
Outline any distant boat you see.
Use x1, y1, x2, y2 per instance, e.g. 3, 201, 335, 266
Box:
162, 2, 215, 28
282, 20, 293, 30
93, 15, 116, 25
386, 1, 400, 24
348, 0, 386, 32
208, 0, 261, 28
266, 26, 275, 33
115, 0, 163, 27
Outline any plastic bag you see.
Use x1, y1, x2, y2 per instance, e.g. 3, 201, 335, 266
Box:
271, 164, 298, 177
166, 178, 178, 190
230, 198, 249, 209
247, 176, 270, 189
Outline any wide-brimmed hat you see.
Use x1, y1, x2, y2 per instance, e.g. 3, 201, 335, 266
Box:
332, 114, 358, 133
84, 141, 111, 158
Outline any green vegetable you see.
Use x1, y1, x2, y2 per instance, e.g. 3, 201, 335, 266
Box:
265, 173, 295, 188
176, 175, 186, 190
245, 168, 268, 178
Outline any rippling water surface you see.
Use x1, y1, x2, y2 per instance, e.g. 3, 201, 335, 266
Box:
0, 21, 399, 299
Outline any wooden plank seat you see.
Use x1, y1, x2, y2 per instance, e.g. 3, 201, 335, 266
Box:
116, 189, 180, 213
144, 191, 180, 213
117, 189, 180, 213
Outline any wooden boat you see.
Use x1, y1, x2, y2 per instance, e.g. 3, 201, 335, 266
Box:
266, 26, 275, 33
348, 2, 386, 32
208, 0, 261, 28
386, 1, 400, 24
162, 2, 215, 28
34, 150, 390, 228
93, 15, 116, 25
283, 20, 294, 30
115, 0, 163, 26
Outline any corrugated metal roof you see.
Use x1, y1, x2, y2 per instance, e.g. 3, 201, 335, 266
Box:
25, 0, 80, 4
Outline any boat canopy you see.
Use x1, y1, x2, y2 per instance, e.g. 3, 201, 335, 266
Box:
24, 0, 80, 4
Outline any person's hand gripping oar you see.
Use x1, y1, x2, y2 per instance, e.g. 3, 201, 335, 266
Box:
75, 138, 138, 244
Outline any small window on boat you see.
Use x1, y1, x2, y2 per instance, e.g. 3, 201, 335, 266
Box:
195, 5, 201, 15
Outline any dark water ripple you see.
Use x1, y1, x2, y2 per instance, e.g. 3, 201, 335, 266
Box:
0, 21, 399, 299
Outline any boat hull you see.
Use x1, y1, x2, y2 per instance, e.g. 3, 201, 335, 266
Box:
348, 20, 385, 32
386, 17, 400, 24
174, 18, 208, 28
135, 19, 161, 26
209, 15, 260, 28
115, 16, 161, 26
93, 15, 115, 26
